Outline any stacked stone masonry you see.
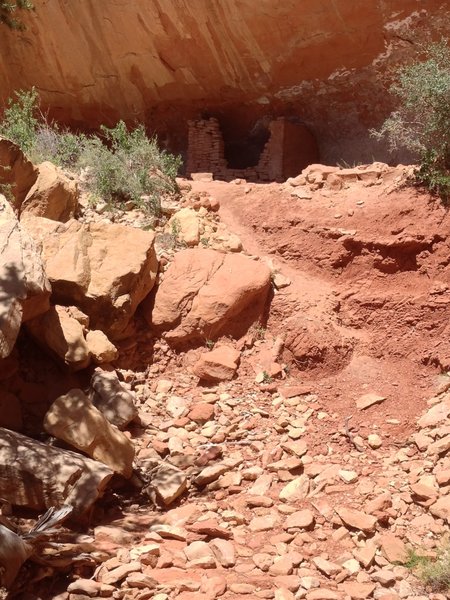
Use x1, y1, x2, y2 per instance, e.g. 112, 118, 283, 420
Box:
186, 117, 318, 182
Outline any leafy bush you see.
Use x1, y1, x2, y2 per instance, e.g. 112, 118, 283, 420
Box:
0, 87, 39, 153
0, 88, 182, 214
373, 41, 450, 202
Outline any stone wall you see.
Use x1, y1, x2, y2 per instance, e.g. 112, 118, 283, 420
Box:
186, 118, 318, 182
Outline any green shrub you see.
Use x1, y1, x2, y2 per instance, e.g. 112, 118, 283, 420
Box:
0, 0, 33, 30
0, 87, 39, 153
373, 40, 450, 202
0, 89, 182, 215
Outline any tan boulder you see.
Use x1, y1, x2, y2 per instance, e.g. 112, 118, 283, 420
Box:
44, 388, 135, 477
26, 305, 91, 371
0, 137, 37, 209
169, 207, 200, 246
146, 248, 271, 345
192, 346, 240, 381
91, 369, 138, 430
0, 196, 50, 358
0, 427, 113, 514
22, 217, 158, 339
21, 161, 79, 222
85, 330, 118, 364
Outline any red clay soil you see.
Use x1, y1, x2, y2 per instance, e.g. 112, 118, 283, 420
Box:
188, 175, 450, 446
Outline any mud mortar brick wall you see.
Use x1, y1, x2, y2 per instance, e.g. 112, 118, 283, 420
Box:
186, 118, 227, 177
186, 117, 318, 182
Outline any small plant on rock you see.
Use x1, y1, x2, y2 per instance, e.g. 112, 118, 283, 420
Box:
261, 371, 273, 384
373, 40, 450, 203
402, 541, 450, 592
0, 0, 33, 30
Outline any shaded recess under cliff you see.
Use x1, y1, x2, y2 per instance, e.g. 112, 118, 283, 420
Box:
0, 0, 448, 165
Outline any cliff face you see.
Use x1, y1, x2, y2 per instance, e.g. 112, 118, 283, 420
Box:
1, 0, 448, 163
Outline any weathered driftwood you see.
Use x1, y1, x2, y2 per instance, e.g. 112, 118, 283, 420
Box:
0, 505, 72, 588
0, 428, 113, 514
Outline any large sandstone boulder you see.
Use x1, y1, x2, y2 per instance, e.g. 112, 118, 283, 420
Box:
0, 196, 51, 358
0, 137, 37, 209
21, 161, 79, 222
22, 217, 158, 339
145, 249, 271, 345
0, 427, 113, 513
44, 389, 135, 478
26, 305, 91, 371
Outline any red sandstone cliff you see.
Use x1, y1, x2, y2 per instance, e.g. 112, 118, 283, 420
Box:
1, 1, 448, 163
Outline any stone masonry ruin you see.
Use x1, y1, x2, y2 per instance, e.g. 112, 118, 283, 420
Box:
186, 116, 319, 182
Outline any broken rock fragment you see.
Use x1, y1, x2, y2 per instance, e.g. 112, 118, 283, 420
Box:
91, 368, 138, 429
85, 330, 118, 364
44, 388, 135, 477
335, 506, 377, 533
21, 160, 79, 222
144, 461, 188, 506
356, 393, 386, 410
193, 346, 240, 381
26, 305, 91, 371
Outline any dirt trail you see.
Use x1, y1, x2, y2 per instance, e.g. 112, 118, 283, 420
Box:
189, 177, 450, 442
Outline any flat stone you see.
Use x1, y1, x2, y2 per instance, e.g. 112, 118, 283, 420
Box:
184, 540, 216, 564
248, 473, 274, 496
418, 401, 450, 428
193, 346, 240, 382
148, 462, 188, 505
312, 557, 342, 577
339, 470, 358, 483
284, 509, 315, 530
340, 582, 376, 599
279, 474, 310, 502
430, 496, 450, 523
357, 393, 386, 410
353, 543, 377, 568
435, 469, 450, 486
209, 538, 236, 567
67, 580, 102, 596
281, 440, 308, 457
335, 506, 377, 533
269, 556, 294, 576
379, 533, 408, 564
249, 512, 279, 532
371, 569, 396, 586
194, 463, 231, 486
188, 519, 232, 539
126, 573, 158, 589
427, 435, 450, 456
101, 561, 142, 585
188, 402, 215, 423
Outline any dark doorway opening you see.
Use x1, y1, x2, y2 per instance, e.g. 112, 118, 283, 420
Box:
221, 119, 271, 169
